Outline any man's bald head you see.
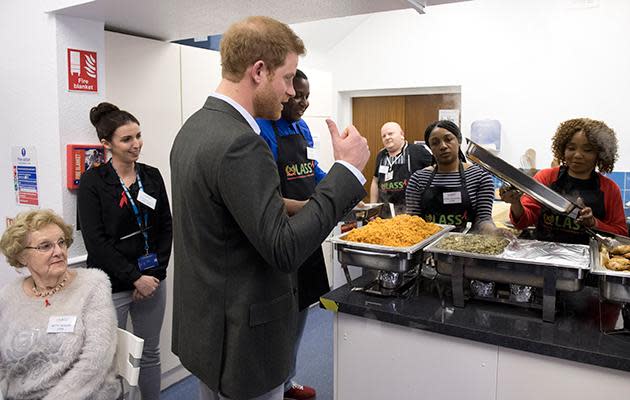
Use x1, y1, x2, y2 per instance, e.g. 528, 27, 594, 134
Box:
380, 122, 405, 155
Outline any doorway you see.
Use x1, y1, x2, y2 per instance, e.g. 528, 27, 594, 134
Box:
352, 92, 461, 194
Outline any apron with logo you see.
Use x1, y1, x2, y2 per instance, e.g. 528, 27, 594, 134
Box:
377, 143, 413, 217
418, 163, 474, 232
535, 166, 605, 245
273, 121, 330, 310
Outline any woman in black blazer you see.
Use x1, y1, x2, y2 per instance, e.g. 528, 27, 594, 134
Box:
78, 102, 172, 400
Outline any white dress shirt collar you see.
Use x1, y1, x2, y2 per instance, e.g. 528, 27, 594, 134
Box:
209, 92, 261, 135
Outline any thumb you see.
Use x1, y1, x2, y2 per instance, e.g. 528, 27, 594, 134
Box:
576, 196, 585, 208
326, 119, 341, 144
326, 118, 348, 145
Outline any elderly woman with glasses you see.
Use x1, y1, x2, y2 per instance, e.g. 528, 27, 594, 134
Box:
0, 209, 119, 400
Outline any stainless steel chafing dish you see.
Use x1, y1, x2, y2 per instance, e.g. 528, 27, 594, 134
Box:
424, 233, 591, 322
330, 224, 454, 295
331, 224, 454, 273
590, 238, 630, 303
588, 239, 630, 334
465, 139, 581, 219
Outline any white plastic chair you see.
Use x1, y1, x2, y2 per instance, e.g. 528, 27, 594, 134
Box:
116, 328, 144, 400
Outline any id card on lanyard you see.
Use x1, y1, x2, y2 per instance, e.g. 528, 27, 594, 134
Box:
118, 170, 159, 271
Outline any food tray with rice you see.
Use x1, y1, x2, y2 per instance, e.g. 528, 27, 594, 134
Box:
330, 215, 454, 272
590, 238, 630, 303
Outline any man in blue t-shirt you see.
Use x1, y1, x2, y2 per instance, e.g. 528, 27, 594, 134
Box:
256, 69, 324, 400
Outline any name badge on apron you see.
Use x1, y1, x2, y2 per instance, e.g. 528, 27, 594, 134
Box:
379, 165, 389, 174
306, 147, 318, 160
384, 170, 394, 182
138, 252, 159, 271
137, 190, 157, 210
47, 316, 77, 333
443, 191, 462, 204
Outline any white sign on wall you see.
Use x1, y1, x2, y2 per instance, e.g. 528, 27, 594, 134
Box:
438, 109, 460, 126
12, 146, 39, 207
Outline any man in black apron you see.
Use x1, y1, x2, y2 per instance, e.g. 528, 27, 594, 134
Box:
256, 69, 325, 400
370, 122, 432, 217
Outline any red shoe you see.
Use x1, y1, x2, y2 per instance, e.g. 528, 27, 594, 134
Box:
284, 383, 316, 399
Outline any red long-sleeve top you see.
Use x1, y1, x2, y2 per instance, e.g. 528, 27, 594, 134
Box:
510, 167, 628, 236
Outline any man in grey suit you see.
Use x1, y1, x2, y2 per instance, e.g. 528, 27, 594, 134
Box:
170, 16, 369, 400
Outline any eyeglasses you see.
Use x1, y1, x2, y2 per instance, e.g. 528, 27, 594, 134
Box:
25, 238, 68, 253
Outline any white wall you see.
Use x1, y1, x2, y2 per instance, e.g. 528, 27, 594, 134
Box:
325, 0, 630, 170
180, 45, 222, 120
56, 14, 106, 259
0, 3, 105, 284
105, 31, 185, 386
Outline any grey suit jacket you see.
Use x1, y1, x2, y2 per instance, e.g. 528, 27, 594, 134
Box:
170, 96, 365, 399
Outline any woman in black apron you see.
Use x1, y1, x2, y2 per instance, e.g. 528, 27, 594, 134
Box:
406, 120, 507, 235
502, 118, 627, 244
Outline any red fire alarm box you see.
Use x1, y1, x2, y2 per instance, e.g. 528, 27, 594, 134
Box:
66, 144, 106, 189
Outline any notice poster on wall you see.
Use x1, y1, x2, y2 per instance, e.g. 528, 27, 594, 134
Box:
67, 48, 98, 92
12, 146, 39, 206
438, 109, 460, 126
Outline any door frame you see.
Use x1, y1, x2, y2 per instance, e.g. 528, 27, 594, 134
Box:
335, 85, 461, 130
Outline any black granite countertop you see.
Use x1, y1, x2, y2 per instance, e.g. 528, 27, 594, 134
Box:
321, 275, 630, 372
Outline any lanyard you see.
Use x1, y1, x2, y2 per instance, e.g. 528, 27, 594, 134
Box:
117, 169, 150, 255
385, 142, 408, 170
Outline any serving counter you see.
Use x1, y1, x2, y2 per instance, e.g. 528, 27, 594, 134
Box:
321, 274, 630, 400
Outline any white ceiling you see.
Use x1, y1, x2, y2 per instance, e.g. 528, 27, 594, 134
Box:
50, 0, 468, 42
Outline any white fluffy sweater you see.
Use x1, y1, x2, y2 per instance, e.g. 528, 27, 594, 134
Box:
0, 268, 120, 400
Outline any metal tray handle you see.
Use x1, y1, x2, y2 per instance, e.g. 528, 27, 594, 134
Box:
341, 247, 398, 258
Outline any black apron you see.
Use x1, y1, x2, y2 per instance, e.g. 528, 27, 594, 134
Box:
534, 166, 606, 245
273, 121, 330, 310
418, 163, 474, 232
376, 143, 413, 217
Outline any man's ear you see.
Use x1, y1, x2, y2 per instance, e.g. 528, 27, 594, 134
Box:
251, 60, 266, 84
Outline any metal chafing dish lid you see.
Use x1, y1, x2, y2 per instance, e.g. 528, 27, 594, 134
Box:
465, 139, 578, 216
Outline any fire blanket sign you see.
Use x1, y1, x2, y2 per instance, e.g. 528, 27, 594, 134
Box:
67, 48, 98, 92
12, 146, 39, 207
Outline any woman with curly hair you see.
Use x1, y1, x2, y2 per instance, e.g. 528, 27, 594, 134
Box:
501, 118, 627, 244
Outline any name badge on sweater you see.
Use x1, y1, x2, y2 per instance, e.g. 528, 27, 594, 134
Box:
379, 165, 389, 174
137, 190, 157, 210
443, 192, 462, 204
384, 170, 394, 182
306, 147, 318, 160
47, 316, 77, 333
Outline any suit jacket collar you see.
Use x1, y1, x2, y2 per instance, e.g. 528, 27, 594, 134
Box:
204, 94, 260, 134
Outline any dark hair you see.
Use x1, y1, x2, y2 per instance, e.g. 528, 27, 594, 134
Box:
424, 120, 466, 163
295, 69, 308, 81
551, 117, 618, 173
89, 102, 139, 142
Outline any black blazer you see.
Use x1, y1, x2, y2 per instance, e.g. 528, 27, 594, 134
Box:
77, 162, 172, 293
170, 96, 366, 400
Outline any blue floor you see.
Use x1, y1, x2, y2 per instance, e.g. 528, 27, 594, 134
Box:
161, 306, 334, 400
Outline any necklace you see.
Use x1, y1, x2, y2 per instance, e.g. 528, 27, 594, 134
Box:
32, 271, 69, 299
